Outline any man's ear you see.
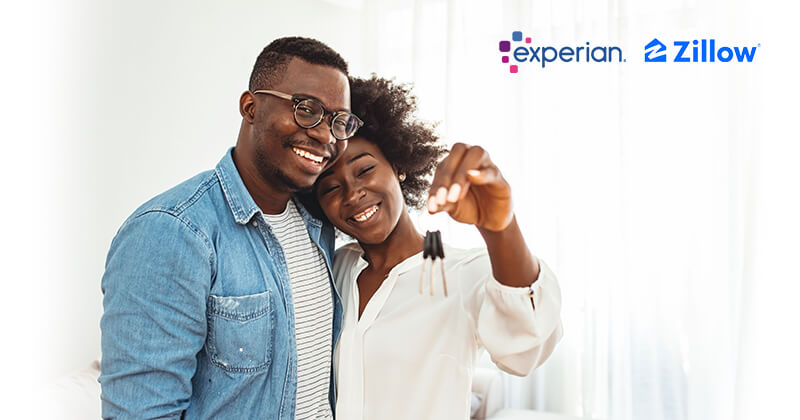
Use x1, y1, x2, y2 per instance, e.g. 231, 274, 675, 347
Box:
240, 91, 256, 122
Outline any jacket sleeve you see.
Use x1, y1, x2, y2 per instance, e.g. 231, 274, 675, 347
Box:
459, 251, 563, 376
99, 210, 214, 419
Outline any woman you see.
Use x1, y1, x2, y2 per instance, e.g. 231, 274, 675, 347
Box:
313, 76, 563, 419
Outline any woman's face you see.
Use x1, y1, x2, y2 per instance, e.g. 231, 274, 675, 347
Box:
315, 137, 406, 244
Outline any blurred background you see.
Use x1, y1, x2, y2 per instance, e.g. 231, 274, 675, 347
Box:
2, 0, 798, 419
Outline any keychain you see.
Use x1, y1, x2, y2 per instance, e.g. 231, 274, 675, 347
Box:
419, 230, 447, 297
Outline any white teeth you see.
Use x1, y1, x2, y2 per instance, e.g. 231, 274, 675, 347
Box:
293, 147, 323, 163
353, 205, 379, 222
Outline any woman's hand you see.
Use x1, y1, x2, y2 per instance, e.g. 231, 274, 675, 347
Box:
427, 143, 513, 232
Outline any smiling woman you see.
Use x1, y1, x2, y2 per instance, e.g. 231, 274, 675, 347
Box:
311, 75, 563, 420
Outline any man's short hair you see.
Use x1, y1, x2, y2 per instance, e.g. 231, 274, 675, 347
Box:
249, 37, 349, 91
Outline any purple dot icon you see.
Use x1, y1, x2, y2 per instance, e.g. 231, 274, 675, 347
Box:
502, 56, 509, 63
510, 65, 518, 73
499, 41, 510, 52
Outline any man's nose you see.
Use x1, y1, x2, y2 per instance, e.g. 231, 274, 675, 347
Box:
306, 119, 336, 145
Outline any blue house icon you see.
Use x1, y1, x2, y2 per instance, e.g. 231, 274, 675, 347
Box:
645, 38, 667, 62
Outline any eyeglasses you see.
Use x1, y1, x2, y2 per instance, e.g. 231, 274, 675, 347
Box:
253, 90, 364, 141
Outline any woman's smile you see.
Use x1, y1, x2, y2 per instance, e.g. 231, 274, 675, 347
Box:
350, 202, 381, 223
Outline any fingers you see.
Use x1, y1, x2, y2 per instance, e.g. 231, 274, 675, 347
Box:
427, 143, 469, 212
428, 143, 495, 213
466, 167, 501, 185
448, 146, 491, 202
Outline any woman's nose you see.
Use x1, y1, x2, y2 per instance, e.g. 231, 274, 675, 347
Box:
342, 183, 366, 206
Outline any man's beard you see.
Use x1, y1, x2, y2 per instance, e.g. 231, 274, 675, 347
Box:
254, 134, 317, 194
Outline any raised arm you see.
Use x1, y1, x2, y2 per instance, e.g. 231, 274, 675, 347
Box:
428, 143, 562, 375
426, 143, 539, 288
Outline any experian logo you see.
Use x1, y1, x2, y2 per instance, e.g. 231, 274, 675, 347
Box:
644, 38, 759, 63
499, 30, 624, 73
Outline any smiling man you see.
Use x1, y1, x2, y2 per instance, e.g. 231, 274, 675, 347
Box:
99, 37, 362, 419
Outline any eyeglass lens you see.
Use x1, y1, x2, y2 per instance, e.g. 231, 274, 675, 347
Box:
294, 99, 359, 140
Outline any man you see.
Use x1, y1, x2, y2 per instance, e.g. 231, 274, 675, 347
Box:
100, 37, 362, 419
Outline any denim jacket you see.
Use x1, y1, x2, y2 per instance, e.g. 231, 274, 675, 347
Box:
100, 148, 342, 419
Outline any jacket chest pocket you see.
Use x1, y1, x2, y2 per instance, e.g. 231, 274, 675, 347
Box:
206, 291, 274, 373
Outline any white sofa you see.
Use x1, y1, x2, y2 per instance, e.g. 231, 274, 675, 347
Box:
471, 367, 584, 420
43, 360, 102, 419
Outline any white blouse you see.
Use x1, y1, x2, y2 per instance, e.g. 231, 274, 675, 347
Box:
332, 242, 563, 420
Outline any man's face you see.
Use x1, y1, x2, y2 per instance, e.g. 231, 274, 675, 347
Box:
250, 58, 350, 193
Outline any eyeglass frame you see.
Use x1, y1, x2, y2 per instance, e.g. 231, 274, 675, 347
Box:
252, 89, 364, 141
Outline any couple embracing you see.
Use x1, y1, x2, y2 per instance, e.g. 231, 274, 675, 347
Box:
100, 37, 562, 420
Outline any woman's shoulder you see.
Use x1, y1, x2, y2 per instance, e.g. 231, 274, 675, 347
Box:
334, 242, 364, 262
332, 242, 365, 286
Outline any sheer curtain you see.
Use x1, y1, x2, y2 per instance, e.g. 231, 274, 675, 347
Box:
350, 0, 799, 419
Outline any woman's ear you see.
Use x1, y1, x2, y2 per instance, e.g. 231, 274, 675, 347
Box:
393, 165, 406, 182
239, 91, 256, 122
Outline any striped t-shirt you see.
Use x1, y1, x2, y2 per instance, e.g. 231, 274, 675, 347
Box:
263, 200, 333, 420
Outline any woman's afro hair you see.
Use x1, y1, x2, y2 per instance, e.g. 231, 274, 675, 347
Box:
348, 75, 446, 209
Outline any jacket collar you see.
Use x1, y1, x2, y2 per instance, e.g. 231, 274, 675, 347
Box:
215, 147, 322, 229
216, 147, 260, 225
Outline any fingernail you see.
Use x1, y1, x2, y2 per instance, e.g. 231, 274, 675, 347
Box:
436, 187, 447, 205
447, 184, 461, 202
467, 169, 481, 177
427, 196, 437, 212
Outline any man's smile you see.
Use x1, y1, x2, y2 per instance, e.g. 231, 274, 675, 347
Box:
292, 146, 325, 164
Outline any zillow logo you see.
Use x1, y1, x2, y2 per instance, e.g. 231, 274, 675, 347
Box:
645, 39, 667, 62
644, 38, 759, 63
499, 30, 624, 73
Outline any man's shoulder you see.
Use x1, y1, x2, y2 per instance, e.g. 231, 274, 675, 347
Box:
130, 169, 221, 220
104, 170, 223, 279
116, 169, 227, 241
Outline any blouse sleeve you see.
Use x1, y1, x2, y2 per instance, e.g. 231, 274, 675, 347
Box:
458, 250, 563, 376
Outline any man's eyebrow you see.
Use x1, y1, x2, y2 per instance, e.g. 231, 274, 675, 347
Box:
347, 152, 373, 164
295, 92, 351, 112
